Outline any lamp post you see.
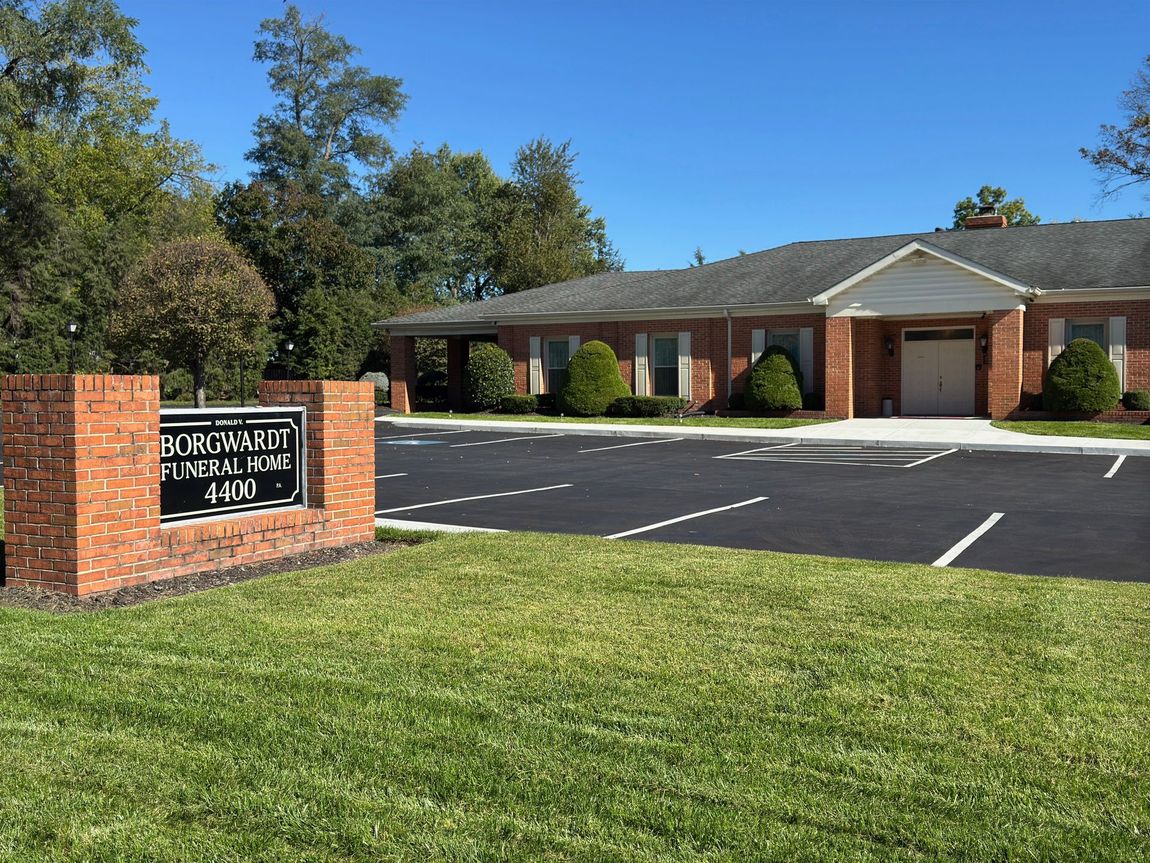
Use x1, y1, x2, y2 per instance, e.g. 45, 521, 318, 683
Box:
66, 320, 79, 374
285, 340, 294, 381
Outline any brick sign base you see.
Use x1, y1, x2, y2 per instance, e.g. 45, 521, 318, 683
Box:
1, 375, 375, 596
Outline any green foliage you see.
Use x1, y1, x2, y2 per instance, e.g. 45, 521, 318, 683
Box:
374, 525, 439, 544
1122, 389, 1150, 411
500, 394, 538, 414
1081, 55, 1150, 198
113, 237, 274, 407
745, 346, 803, 412
464, 343, 514, 410
952, 185, 1039, 228
372, 145, 504, 302
689, 247, 706, 267
247, 3, 406, 195
493, 138, 623, 293
0, 0, 208, 374
557, 340, 629, 416
215, 181, 397, 380
607, 395, 688, 418
1043, 339, 1122, 412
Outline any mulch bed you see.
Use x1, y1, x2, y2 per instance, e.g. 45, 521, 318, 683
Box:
0, 541, 411, 614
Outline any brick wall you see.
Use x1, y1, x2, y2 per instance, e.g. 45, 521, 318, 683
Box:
988, 308, 1024, 419
824, 317, 854, 418
1, 375, 375, 596
1023, 299, 1150, 400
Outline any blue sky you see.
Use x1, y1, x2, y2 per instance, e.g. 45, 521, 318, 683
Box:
121, 0, 1150, 270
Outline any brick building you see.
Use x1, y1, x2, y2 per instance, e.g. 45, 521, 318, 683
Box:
378, 216, 1150, 420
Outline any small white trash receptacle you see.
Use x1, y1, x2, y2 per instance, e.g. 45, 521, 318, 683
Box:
881, 398, 894, 417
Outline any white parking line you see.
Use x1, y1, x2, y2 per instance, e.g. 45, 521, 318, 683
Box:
377, 430, 467, 441
375, 483, 572, 514
450, 434, 563, 448
932, 512, 1005, 567
1104, 455, 1126, 479
605, 497, 768, 540
375, 473, 408, 479
375, 517, 506, 534
714, 443, 799, 459
579, 438, 683, 453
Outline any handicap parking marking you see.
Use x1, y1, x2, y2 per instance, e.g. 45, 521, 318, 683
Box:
714, 443, 956, 469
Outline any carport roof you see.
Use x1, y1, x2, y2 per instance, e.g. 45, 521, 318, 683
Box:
376, 218, 1150, 332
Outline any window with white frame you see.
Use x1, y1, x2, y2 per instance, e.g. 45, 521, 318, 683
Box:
545, 338, 570, 394
1067, 319, 1106, 350
768, 329, 801, 361
651, 335, 679, 396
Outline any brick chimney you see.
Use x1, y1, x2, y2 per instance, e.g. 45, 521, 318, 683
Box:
964, 203, 1008, 229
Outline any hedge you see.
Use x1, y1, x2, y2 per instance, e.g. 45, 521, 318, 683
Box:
1123, 390, 1150, 411
607, 396, 688, 418
745, 345, 803, 412
464, 343, 515, 410
557, 340, 630, 416
500, 394, 538, 414
1043, 339, 1121, 413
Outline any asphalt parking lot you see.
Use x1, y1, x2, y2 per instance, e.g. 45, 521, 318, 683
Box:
374, 423, 1150, 582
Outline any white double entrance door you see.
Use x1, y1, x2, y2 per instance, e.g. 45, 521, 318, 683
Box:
901, 328, 976, 416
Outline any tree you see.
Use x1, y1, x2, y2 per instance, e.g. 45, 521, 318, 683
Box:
952, 186, 1039, 229
0, 0, 207, 373
113, 238, 274, 408
215, 180, 399, 379
494, 138, 623, 294
689, 247, 706, 267
247, 3, 406, 196
371, 145, 504, 302
1081, 56, 1150, 199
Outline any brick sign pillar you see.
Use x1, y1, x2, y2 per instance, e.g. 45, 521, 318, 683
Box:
2, 375, 375, 596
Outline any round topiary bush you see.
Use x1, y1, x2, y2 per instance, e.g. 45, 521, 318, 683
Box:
464, 343, 515, 410
557, 340, 630, 416
1043, 338, 1121, 413
745, 345, 803, 412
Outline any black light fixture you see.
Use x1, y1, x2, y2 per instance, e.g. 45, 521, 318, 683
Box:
285, 340, 295, 380
885, 336, 895, 357
979, 334, 989, 363
66, 319, 79, 374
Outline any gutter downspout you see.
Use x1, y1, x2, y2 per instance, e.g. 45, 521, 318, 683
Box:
724, 308, 733, 405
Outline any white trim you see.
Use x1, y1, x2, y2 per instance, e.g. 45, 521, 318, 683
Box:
1109, 316, 1126, 391
528, 336, 543, 395
677, 331, 692, 399
634, 332, 649, 396
750, 329, 765, 366
1034, 286, 1150, 303
486, 302, 814, 325
810, 240, 1036, 305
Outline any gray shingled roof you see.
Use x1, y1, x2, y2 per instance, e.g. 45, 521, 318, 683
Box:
376, 218, 1150, 330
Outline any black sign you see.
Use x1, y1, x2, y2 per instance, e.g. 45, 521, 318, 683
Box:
159, 407, 306, 524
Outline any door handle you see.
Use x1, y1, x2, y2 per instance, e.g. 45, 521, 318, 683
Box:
938, 376, 943, 392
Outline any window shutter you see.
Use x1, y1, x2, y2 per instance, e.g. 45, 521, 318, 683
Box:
529, 336, 542, 394
678, 331, 692, 399
750, 329, 765, 366
1109, 316, 1126, 391
568, 335, 580, 358
1047, 318, 1065, 367
799, 327, 814, 395
634, 333, 648, 396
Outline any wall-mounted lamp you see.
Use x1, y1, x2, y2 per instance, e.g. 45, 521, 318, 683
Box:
285, 340, 295, 380
979, 334, 989, 368
885, 337, 895, 357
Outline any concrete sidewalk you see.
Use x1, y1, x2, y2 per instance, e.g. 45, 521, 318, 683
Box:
377, 415, 1150, 457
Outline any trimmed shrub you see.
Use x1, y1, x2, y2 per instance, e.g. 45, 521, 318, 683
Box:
415, 369, 447, 405
500, 394, 538, 414
1043, 339, 1121, 413
535, 393, 557, 412
464, 343, 515, 409
607, 395, 688, 418
557, 340, 630, 416
1123, 389, 1150, 411
745, 345, 803, 412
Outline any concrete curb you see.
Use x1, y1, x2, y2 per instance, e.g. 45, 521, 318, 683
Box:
377, 417, 1150, 457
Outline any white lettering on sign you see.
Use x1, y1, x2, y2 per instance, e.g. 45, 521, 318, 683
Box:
160, 428, 292, 458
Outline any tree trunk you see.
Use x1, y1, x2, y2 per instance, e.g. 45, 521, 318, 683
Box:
193, 357, 207, 409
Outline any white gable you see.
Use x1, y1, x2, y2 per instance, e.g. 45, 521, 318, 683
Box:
825, 250, 1028, 317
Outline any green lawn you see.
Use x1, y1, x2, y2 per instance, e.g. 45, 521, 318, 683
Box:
1, 533, 1148, 860
992, 420, 1150, 440
407, 411, 831, 429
